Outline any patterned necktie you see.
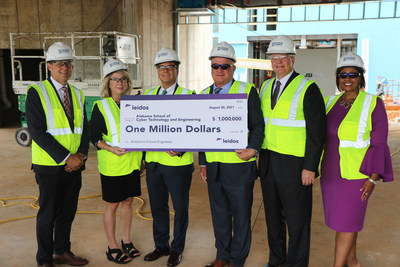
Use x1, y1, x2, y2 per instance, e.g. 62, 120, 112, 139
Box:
162, 89, 168, 95
61, 86, 72, 119
271, 81, 281, 109
214, 87, 222, 94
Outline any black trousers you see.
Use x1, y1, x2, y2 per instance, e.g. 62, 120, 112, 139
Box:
206, 162, 256, 267
260, 150, 312, 267
145, 163, 193, 254
35, 170, 82, 265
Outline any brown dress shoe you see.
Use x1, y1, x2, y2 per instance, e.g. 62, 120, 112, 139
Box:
53, 251, 88, 266
37, 263, 55, 267
205, 259, 229, 267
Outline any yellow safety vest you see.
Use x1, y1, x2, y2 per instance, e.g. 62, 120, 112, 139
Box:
259, 75, 315, 157
325, 91, 377, 179
28, 80, 84, 166
94, 98, 142, 176
200, 81, 256, 163
144, 86, 195, 95
144, 85, 194, 166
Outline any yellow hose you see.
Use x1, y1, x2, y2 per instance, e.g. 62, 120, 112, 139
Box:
0, 194, 174, 224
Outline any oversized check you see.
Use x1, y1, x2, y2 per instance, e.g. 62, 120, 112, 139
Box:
120, 94, 248, 151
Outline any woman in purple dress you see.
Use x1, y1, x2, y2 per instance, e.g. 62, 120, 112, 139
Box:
320, 52, 393, 267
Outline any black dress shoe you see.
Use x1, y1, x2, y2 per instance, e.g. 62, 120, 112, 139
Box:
167, 251, 182, 266
144, 247, 170, 261
37, 263, 55, 267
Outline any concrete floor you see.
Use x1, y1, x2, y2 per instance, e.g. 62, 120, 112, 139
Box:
0, 125, 399, 267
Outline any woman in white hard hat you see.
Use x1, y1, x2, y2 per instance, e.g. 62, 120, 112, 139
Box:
320, 52, 393, 267
90, 59, 143, 264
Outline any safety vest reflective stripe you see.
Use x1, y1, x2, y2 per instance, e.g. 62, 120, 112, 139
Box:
37, 82, 84, 136
201, 81, 247, 94
289, 78, 308, 120
238, 81, 246, 93
325, 96, 336, 109
260, 79, 273, 99
146, 87, 158, 95
339, 94, 372, 148
180, 88, 190, 94
100, 99, 119, 147
146, 86, 192, 95
265, 117, 306, 127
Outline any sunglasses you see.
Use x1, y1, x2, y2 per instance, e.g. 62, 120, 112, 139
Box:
338, 73, 360, 79
109, 77, 128, 83
211, 64, 233, 70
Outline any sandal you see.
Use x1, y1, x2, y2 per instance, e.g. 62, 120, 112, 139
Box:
106, 247, 131, 264
121, 240, 140, 258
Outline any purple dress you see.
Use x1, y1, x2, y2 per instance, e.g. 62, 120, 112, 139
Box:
320, 97, 393, 232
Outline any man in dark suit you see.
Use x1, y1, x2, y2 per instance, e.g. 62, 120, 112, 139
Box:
143, 48, 195, 267
259, 35, 326, 267
200, 42, 264, 267
26, 42, 89, 267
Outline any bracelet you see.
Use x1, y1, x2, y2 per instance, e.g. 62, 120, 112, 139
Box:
368, 178, 378, 185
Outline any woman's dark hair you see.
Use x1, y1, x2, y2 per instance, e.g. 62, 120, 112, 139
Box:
335, 66, 365, 92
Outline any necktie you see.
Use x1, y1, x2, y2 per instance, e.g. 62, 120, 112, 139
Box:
61, 86, 72, 119
271, 81, 281, 109
214, 87, 222, 94
162, 89, 168, 95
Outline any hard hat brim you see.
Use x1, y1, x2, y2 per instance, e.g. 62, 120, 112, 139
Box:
208, 56, 237, 62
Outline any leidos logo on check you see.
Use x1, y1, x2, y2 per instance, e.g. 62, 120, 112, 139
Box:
124, 104, 150, 110
216, 138, 239, 143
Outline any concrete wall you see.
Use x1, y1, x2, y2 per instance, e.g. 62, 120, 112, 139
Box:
0, 0, 177, 126
178, 17, 213, 92
0, 0, 123, 49
135, 0, 176, 89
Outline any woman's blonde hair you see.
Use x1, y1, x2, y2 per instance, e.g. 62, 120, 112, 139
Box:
100, 70, 133, 98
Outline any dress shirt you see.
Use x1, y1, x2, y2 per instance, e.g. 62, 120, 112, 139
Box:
273, 70, 294, 101
158, 83, 177, 95
213, 80, 233, 94
50, 77, 69, 100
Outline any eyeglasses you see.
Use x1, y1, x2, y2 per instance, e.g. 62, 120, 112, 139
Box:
109, 77, 128, 83
270, 55, 291, 62
157, 65, 177, 71
52, 61, 73, 68
338, 73, 360, 79
211, 64, 233, 70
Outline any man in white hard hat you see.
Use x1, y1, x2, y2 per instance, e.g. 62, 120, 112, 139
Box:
143, 47, 195, 267
259, 35, 326, 267
26, 42, 89, 267
199, 42, 264, 267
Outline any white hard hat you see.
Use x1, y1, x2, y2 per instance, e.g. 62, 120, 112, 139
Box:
336, 52, 365, 73
46, 42, 75, 62
154, 47, 180, 66
103, 58, 127, 78
266, 35, 296, 55
209, 41, 236, 62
